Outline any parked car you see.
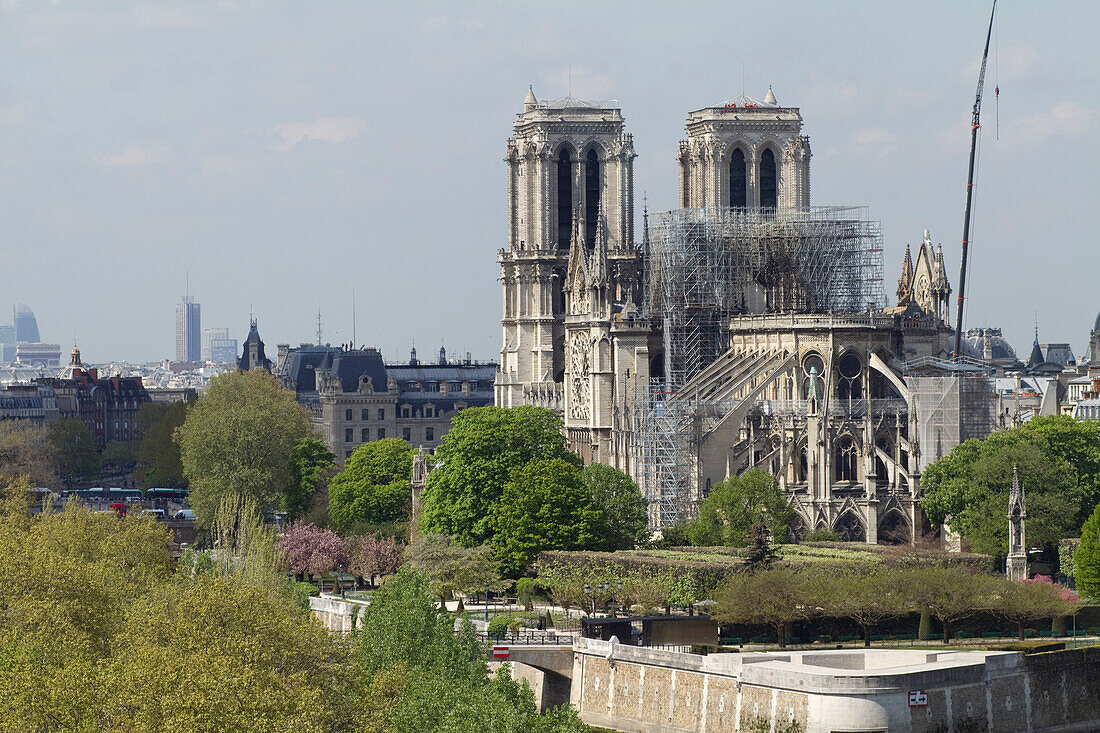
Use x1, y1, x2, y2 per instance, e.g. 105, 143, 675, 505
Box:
172, 509, 195, 521
139, 509, 166, 520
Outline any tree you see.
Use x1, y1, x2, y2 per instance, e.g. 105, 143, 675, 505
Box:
328, 438, 412, 532
713, 567, 820, 648
493, 458, 603, 576
285, 437, 336, 522
744, 515, 779, 571
418, 405, 579, 546
1075, 502, 1100, 601
582, 463, 649, 550
48, 417, 100, 480
405, 533, 508, 601
688, 469, 793, 547
136, 400, 189, 488
897, 565, 996, 643
0, 419, 58, 487
101, 440, 134, 468
820, 570, 907, 647
346, 533, 404, 584
1020, 415, 1100, 525
176, 371, 312, 528
100, 575, 364, 732
994, 576, 1078, 640
277, 523, 348, 577
356, 568, 587, 732
921, 430, 1078, 556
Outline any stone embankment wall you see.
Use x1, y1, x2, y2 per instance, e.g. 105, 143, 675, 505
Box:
308, 596, 364, 633
568, 639, 1100, 733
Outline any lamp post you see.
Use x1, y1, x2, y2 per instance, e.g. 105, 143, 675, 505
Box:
484, 583, 490, 623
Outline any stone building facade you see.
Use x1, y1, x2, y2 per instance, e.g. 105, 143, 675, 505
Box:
277, 344, 496, 463
497, 87, 965, 542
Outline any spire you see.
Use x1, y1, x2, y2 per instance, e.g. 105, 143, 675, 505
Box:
764, 85, 777, 105
896, 243, 914, 304
590, 199, 608, 286
523, 84, 538, 112
1027, 326, 1044, 369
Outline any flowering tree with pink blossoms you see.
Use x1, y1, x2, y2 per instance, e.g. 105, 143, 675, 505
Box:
346, 534, 405, 585
277, 523, 348, 578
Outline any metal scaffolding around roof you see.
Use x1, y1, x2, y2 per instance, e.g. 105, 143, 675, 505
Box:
645, 206, 885, 389
903, 356, 998, 470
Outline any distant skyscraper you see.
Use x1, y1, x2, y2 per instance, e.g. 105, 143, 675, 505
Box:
202, 327, 230, 361
0, 325, 15, 362
13, 304, 40, 343
175, 296, 201, 363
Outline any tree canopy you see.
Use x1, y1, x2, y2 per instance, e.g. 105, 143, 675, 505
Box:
418, 405, 579, 546
493, 458, 605, 576
48, 416, 101, 480
136, 400, 189, 488
328, 438, 412, 533
176, 370, 312, 528
687, 468, 793, 547
0, 419, 57, 487
285, 436, 336, 522
1076, 502, 1100, 602
920, 428, 1078, 555
581, 463, 649, 550
356, 568, 587, 732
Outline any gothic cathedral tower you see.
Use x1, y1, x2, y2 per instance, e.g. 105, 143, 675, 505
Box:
496, 87, 639, 464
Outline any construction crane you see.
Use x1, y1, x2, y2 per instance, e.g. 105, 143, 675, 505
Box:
953, 0, 998, 359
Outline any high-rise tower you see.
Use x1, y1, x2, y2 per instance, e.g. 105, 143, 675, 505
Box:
13, 303, 40, 344
175, 295, 201, 363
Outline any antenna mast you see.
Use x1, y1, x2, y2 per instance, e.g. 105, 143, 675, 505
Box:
953, 0, 997, 358
316, 308, 323, 346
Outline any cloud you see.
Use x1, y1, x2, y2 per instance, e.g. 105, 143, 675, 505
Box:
1011, 101, 1095, 143
960, 45, 1037, 82
272, 117, 366, 152
94, 142, 170, 167
851, 127, 899, 154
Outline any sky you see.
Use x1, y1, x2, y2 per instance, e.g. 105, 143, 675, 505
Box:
2, 1, 1098, 364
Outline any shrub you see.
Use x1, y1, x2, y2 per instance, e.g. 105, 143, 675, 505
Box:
989, 640, 1066, 653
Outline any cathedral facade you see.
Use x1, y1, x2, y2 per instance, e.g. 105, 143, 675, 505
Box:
496, 87, 957, 543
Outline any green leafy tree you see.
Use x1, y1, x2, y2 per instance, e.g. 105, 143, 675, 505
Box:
136, 400, 189, 488
176, 371, 312, 528
100, 575, 363, 732
897, 565, 997, 643
418, 405, 579, 546
688, 469, 793, 547
920, 431, 1077, 556
1020, 415, 1100, 525
819, 569, 907, 647
582, 463, 649, 550
744, 515, 779, 571
328, 438, 413, 532
713, 567, 819, 648
48, 416, 101, 480
1076, 503, 1100, 601
992, 576, 1078, 640
285, 436, 336, 523
405, 533, 508, 601
101, 440, 134, 468
493, 458, 603, 576
356, 568, 587, 732
0, 420, 58, 487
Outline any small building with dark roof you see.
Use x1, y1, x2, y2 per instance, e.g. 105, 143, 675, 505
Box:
238, 320, 273, 373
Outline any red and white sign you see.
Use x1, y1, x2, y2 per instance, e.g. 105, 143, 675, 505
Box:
492, 646, 509, 660
908, 690, 928, 707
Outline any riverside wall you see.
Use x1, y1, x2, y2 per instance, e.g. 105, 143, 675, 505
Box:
566, 639, 1100, 733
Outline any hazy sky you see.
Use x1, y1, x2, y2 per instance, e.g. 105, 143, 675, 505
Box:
2, 1, 1097, 363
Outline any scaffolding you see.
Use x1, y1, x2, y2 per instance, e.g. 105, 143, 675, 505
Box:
645, 206, 885, 388
904, 356, 998, 470
632, 379, 694, 528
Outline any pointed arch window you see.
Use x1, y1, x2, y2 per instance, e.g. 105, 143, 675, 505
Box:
729, 149, 747, 208
557, 150, 572, 250
584, 148, 600, 248
759, 148, 777, 209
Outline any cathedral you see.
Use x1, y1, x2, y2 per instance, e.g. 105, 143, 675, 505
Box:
496, 86, 965, 544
